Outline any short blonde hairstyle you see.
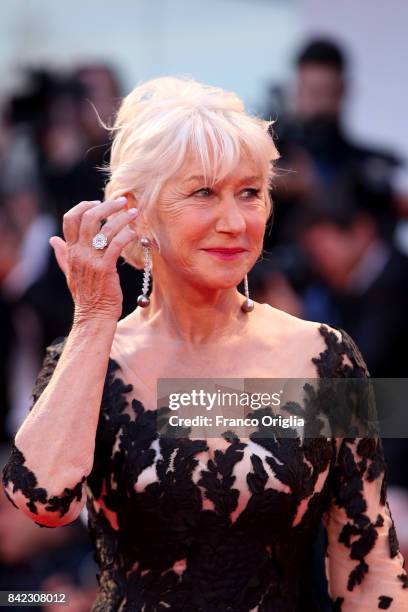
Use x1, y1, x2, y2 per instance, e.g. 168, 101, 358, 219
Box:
103, 76, 280, 269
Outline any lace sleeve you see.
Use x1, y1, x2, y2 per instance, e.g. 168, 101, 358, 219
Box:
321, 326, 408, 610
1, 337, 87, 528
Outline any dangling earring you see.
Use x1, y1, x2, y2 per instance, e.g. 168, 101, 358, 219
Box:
137, 236, 152, 307
241, 273, 254, 312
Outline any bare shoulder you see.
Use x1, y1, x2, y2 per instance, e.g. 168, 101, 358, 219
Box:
256, 304, 348, 376
257, 303, 332, 346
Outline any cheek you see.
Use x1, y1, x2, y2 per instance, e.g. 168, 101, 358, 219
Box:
157, 215, 208, 262
245, 211, 267, 242
153, 202, 196, 247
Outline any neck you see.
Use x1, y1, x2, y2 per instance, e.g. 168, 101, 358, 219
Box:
134, 268, 252, 347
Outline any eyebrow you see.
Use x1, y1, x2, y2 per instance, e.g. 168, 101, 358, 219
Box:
182, 175, 207, 185
182, 174, 264, 186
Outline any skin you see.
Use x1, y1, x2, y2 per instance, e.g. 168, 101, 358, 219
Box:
119, 154, 326, 398
49, 152, 328, 413
8, 148, 343, 528
128, 152, 270, 344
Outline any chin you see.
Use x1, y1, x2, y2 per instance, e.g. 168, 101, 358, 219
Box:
199, 272, 245, 291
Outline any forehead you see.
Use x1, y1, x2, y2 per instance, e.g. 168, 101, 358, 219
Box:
298, 64, 342, 88
170, 152, 265, 187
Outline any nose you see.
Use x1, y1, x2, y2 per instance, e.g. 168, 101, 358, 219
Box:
214, 193, 246, 235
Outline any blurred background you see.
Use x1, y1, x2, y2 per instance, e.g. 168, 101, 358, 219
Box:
1, 1, 408, 610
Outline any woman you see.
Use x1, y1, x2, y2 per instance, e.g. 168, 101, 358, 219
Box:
2, 76, 407, 611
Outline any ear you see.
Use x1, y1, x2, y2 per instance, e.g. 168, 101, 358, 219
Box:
124, 191, 137, 209
123, 191, 150, 238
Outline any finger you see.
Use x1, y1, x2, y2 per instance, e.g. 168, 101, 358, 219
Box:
89, 206, 139, 248
78, 196, 129, 244
63, 200, 101, 244
103, 226, 138, 267
49, 236, 68, 276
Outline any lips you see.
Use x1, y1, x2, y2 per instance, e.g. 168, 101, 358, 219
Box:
201, 247, 247, 261
202, 248, 246, 254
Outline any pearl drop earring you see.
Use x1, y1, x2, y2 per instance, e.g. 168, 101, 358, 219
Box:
137, 236, 152, 308
241, 273, 254, 312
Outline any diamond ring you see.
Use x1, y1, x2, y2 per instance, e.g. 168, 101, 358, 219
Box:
92, 232, 109, 250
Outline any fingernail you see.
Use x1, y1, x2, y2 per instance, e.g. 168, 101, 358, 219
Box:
128, 207, 138, 215
91, 200, 101, 204
115, 196, 127, 203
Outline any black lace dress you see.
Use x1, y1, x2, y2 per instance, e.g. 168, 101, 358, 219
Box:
2, 323, 408, 611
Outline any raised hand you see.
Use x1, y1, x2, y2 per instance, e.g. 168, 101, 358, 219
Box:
49, 196, 139, 324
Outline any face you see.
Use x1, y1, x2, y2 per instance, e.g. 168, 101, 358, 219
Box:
300, 223, 359, 289
295, 64, 344, 121
145, 153, 269, 291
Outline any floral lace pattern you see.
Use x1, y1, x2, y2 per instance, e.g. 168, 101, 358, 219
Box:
2, 324, 408, 611
2, 337, 86, 528
2, 443, 86, 528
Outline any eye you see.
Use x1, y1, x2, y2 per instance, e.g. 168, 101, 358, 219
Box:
240, 188, 261, 199
192, 187, 213, 198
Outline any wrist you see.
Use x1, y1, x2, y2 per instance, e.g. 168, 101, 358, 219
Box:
71, 313, 118, 335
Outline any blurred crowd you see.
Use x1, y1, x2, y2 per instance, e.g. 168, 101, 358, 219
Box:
251, 38, 408, 594
0, 62, 143, 610
0, 39, 408, 610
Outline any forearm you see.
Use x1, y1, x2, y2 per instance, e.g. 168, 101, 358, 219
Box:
14, 317, 117, 493
3, 193, 136, 526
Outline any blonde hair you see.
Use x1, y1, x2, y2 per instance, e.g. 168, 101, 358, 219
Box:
102, 75, 280, 269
